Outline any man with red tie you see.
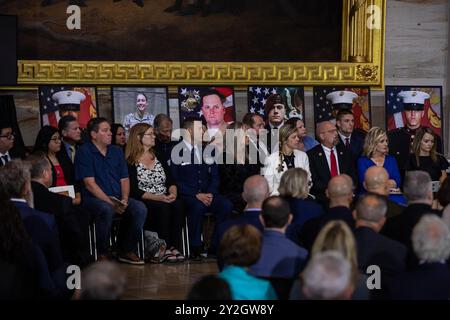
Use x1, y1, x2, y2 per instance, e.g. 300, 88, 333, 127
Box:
335, 110, 365, 164
307, 121, 356, 205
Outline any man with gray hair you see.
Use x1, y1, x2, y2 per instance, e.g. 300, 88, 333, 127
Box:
0, 159, 64, 272
382, 171, 441, 268
353, 193, 407, 298
79, 261, 127, 300
389, 215, 450, 299
301, 251, 354, 300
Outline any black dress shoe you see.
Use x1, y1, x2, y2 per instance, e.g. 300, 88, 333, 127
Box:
133, 0, 144, 7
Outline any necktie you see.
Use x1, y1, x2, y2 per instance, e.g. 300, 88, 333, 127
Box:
1, 155, 9, 165
69, 145, 76, 163
345, 137, 350, 148
330, 149, 338, 177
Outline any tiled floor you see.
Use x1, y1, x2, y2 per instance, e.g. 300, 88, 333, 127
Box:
119, 259, 219, 300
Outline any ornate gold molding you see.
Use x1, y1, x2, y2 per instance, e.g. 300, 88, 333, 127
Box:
17, 0, 385, 87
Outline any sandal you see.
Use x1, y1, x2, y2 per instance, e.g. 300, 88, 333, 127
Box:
170, 247, 185, 262
160, 250, 178, 263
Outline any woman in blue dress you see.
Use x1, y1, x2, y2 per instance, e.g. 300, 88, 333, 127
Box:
357, 127, 401, 192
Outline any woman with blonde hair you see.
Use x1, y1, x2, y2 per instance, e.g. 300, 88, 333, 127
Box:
310, 220, 368, 299
279, 168, 324, 244
262, 122, 311, 196
357, 127, 401, 192
126, 123, 185, 263
406, 127, 448, 185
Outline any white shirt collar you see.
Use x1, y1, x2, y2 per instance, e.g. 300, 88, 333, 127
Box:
270, 122, 284, 130
321, 144, 336, 153
338, 131, 352, 142
11, 198, 27, 203
0, 150, 10, 157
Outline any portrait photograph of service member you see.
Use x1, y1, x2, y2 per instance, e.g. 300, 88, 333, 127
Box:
385, 86, 444, 175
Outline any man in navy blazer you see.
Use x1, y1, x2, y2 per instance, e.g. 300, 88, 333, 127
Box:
388, 215, 450, 299
214, 175, 269, 269
353, 193, 407, 299
0, 160, 64, 273
171, 117, 233, 259
250, 196, 308, 280
335, 110, 365, 163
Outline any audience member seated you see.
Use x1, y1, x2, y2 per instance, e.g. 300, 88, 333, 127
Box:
153, 114, 177, 166
357, 127, 402, 197
219, 122, 261, 213
126, 123, 185, 263
388, 215, 450, 299
249, 196, 308, 299
0, 121, 24, 167
33, 125, 82, 206
187, 275, 232, 300
79, 261, 127, 300
301, 221, 368, 300
285, 117, 319, 152
300, 174, 355, 251
75, 117, 147, 265
262, 122, 311, 196
353, 193, 407, 299
335, 110, 365, 163
219, 224, 277, 300
278, 168, 324, 244
307, 121, 356, 204
0, 160, 64, 273
406, 127, 448, 186
0, 194, 55, 299
382, 171, 441, 268
213, 175, 268, 266
28, 152, 91, 267
171, 117, 233, 260
363, 166, 405, 218
242, 112, 268, 166
111, 123, 126, 151
300, 251, 354, 300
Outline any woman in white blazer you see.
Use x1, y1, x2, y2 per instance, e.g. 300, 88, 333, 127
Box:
262, 122, 312, 195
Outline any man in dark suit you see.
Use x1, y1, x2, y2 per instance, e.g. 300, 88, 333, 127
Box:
213, 175, 268, 269
353, 193, 407, 299
382, 171, 441, 268
0, 160, 64, 273
250, 196, 308, 279
171, 117, 233, 260
362, 166, 405, 217
242, 113, 268, 167
300, 174, 355, 251
388, 215, 450, 299
29, 153, 91, 267
0, 122, 24, 167
307, 121, 356, 204
335, 110, 365, 163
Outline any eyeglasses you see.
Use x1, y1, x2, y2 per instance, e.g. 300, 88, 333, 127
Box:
0, 132, 15, 140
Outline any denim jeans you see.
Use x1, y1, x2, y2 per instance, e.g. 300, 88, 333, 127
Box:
83, 197, 147, 255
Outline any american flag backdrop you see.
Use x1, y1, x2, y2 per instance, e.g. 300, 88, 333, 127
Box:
178, 86, 235, 123
247, 86, 305, 120
39, 86, 98, 129
385, 86, 442, 137
313, 86, 371, 132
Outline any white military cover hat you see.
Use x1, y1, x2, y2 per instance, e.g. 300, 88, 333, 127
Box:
52, 90, 86, 111
326, 90, 358, 105
397, 90, 430, 110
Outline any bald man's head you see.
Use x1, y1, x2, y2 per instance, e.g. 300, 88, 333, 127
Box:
326, 175, 354, 205
364, 166, 389, 195
316, 121, 338, 148
243, 175, 269, 207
